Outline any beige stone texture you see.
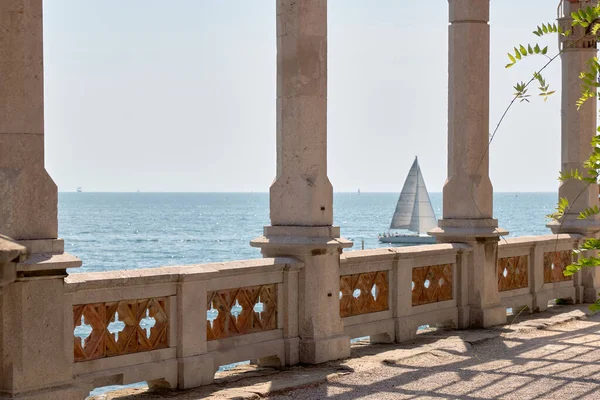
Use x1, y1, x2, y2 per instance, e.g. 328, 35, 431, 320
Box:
443, 18, 493, 220
555, 47, 599, 224
448, 0, 489, 22
0, 277, 79, 397
253, 228, 352, 364
0, 0, 44, 134
0, 0, 58, 240
271, 0, 331, 226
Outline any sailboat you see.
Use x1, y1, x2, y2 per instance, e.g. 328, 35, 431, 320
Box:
378, 157, 437, 245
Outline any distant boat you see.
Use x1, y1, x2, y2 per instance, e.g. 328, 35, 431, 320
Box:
378, 157, 437, 245
358, 188, 361, 195
77, 187, 83, 193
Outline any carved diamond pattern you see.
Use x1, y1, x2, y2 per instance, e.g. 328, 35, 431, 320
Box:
206, 284, 277, 341
412, 264, 453, 306
544, 251, 573, 283
498, 255, 529, 292
340, 271, 389, 318
73, 297, 169, 362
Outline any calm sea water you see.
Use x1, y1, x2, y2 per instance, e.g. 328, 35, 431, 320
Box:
59, 192, 556, 273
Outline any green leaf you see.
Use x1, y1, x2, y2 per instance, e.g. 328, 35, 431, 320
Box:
579, 205, 600, 219
519, 45, 527, 56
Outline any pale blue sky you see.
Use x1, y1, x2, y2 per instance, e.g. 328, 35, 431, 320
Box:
42, 1, 568, 192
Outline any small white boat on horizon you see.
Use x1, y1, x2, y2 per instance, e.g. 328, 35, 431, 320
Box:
379, 157, 437, 245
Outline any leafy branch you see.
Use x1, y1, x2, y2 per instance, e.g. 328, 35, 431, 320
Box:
504, 4, 600, 312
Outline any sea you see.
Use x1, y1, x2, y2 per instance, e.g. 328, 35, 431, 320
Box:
65, 192, 555, 396
60, 192, 557, 274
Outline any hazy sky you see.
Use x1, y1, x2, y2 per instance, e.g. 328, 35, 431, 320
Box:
42, 1, 571, 193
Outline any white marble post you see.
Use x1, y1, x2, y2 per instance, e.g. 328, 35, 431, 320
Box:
252, 0, 352, 364
430, 0, 508, 328
0, 1, 84, 398
549, 0, 600, 303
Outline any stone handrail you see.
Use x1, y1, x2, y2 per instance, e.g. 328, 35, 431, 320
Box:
64, 257, 302, 391
339, 244, 470, 342
338, 235, 584, 343
497, 234, 583, 313
58, 235, 586, 394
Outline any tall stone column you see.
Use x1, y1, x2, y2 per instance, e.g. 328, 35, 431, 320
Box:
0, 1, 84, 398
430, 0, 508, 328
251, 0, 352, 364
548, 0, 600, 303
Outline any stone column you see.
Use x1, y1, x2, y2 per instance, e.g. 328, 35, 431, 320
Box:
548, 0, 600, 303
429, 0, 508, 328
0, 1, 84, 398
251, 0, 352, 364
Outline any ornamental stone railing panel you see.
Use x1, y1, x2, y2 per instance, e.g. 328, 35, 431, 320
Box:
412, 264, 453, 306
206, 284, 277, 340
544, 251, 573, 283
339, 271, 389, 317
498, 255, 529, 292
73, 297, 169, 362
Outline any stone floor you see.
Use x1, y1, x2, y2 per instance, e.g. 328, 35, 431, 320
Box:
91, 305, 600, 400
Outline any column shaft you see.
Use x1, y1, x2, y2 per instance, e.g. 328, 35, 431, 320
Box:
271, 0, 332, 226
0, 0, 57, 240
443, 0, 493, 220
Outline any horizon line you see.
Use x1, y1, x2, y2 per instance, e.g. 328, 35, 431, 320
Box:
58, 191, 560, 194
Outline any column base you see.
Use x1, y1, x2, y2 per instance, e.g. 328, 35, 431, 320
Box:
252, 226, 352, 366
16, 239, 82, 276
429, 218, 508, 242
0, 239, 82, 397
547, 218, 600, 236
0, 236, 26, 291
299, 334, 351, 364
250, 226, 353, 254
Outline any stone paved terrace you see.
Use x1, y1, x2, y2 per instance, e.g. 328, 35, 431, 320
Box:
91, 305, 600, 400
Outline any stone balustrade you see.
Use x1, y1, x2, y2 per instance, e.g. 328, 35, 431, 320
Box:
36, 235, 582, 396
64, 258, 302, 392
497, 234, 583, 313
339, 244, 468, 344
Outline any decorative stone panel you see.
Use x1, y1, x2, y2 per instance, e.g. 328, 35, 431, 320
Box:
207, 284, 277, 340
412, 264, 453, 306
544, 251, 573, 283
340, 271, 389, 318
498, 255, 529, 292
73, 297, 168, 362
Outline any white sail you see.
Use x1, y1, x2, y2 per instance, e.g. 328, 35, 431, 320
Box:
389, 157, 437, 234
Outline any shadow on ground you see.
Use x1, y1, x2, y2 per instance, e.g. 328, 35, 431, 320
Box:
91, 305, 600, 400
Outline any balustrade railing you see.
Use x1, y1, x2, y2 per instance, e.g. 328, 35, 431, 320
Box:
496, 234, 582, 313
50, 234, 585, 395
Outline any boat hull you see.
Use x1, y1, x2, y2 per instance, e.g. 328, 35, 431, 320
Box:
378, 235, 436, 245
